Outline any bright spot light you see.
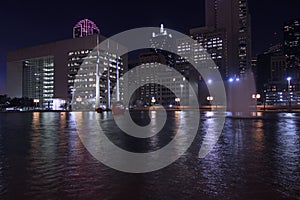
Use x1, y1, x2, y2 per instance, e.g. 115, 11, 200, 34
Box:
229, 78, 234, 82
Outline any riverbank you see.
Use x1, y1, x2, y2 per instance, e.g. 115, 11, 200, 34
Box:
2, 105, 300, 113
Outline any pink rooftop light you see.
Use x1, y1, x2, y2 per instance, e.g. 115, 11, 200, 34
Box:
73, 19, 100, 38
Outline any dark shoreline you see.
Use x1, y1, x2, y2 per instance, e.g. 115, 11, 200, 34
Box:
2, 107, 300, 113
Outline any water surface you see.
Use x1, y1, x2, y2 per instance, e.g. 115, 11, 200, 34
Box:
0, 111, 299, 199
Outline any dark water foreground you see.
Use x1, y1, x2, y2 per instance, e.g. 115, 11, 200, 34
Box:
0, 111, 299, 200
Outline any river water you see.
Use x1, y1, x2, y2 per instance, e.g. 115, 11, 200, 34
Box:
0, 111, 299, 199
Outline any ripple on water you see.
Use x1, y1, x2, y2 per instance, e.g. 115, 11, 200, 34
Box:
0, 111, 299, 199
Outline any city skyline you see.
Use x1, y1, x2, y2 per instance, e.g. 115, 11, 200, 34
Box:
1, 0, 300, 94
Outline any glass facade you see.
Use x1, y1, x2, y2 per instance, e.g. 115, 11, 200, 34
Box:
22, 56, 55, 108
72, 49, 124, 110
177, 29, 226, 77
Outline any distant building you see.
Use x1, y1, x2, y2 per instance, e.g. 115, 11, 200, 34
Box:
255, 18, 300, 106
73, 19, 100, 38
128, 52, 190, 106
175, 26, 226, 105
128, 25, 191, 106
186, 27, 226, 78
150, 24, 174, 52
284, 18, 300, 88
270, 55, 287, 88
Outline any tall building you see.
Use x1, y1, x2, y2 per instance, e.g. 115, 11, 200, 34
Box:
22, 57, 55, 108
189, 27, 227, 77
176, 26, 226, 105
284, 19, 300, 59
128, 52, 189, 106
72, 43, 125, 110
150, 24, 174, 52
7, 35, 126, 110
284, 18, 300, 85
73, 19, 100, 38
255, 18, 300, 106
205, 0, 252, 77
128, 25, 190, 106
150, 24, 177, 68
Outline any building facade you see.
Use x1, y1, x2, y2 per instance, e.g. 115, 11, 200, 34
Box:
205, 0, 252, 77
22, 56, 55, 108
175, 27, 226, 105
7, 34, 126, 110
128, 25, 191, 107
256, 18, 300, 106
72, 45, 125, 110
284, 18, 300, 88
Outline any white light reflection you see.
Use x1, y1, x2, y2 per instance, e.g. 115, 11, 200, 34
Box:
274, 113, 300, 191
201, 113, 224, 156
205, 111, 214, 118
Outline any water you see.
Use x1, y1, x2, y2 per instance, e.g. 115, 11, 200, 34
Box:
0, 111, 299, 199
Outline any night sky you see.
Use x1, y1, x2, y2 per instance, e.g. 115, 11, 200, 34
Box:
0, 0, 299, 94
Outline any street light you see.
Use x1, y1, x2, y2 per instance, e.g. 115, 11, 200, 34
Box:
287, 77, 292, 111
70, 88, 76, 104
252, 94, 261, 116
151, 97, 156, 105
33, 99, 39, 108
287, 77, 292, 91
175, 97, 180, 106
207, 96, 214, 108
263, 89, 267, 111
252, 94, 261, 109
207, 96, 214, 101
252, 94, 261, 100
180, 83, 184, 96
76, 96, 82, 102
228, 77, 240, 83
252, 94, 261, 106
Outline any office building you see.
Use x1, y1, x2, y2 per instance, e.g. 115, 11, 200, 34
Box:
128, 25, 190, 106
72, 42, 125, 110
284, 19, 300, 88
255, 19, 300, 106
7, 21, 126, 110
205, 0, 252, 77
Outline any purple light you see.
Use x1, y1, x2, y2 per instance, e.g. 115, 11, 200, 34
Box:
73, 19, 100, 38
229, 78, 234, 82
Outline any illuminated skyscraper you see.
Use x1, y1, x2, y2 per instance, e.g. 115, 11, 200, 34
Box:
150, 24, 173, 51
284, 19, 300, 57
206, 0, 252, 77
73, 19, 100, 38
284, 18, 300, 76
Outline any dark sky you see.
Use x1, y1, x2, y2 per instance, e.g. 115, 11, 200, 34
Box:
0, 0, 299, 94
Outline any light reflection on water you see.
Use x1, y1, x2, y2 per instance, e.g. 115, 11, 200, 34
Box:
0, 111, 299, 199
